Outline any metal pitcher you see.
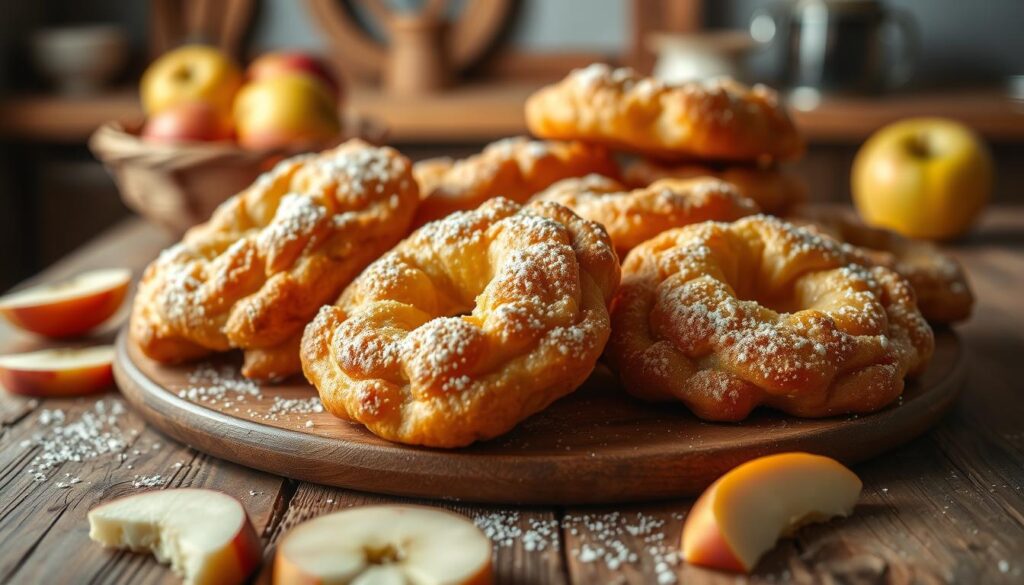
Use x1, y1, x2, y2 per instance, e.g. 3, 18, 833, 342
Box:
751, 0, 918, 93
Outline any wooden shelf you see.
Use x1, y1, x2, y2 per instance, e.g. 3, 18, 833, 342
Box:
790, 88, 1024, 142
2, 83, 1023, 144
0, 89, 141, 143
348, 82, 536, 143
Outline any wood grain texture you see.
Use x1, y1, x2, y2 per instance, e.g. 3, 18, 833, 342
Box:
114, 328, 965, 504
1, 210, 1023, 583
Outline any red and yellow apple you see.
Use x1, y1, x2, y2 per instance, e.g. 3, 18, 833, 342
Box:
141, 44, 243, 119
89, 488, 262, 585
233, 74, 341, 150
852, 117, 994, 240
141, 101, 234, 144
0, 268, 131, 338
681, 452, 862, 573
274, 505, 492, 585
247, 51, 342, 103
0, 345, 114, 397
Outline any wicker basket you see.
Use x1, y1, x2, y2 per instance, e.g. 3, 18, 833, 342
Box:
89, 116, 387, 234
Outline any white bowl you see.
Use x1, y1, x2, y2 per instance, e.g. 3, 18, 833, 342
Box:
31, 25, 128, 94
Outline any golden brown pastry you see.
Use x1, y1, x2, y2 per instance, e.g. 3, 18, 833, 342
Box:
411, 136, 618, 227
606, 215, 934, 421
789, 207, 973, 323
301, 197, 621, 447
525, 64, 803, 163
532, 174, 758, 255
623, 159, 808, 215
131, 140, 419, 380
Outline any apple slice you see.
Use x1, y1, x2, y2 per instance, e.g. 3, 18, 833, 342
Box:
0, 345, 114, 397
274, 505, 492, 585
89, 488, 262, 585
681, 452, 862, 573
0, 268, 131, 338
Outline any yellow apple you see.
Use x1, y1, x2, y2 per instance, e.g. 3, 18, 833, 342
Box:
89, 488, 262, 585
141, 45, 243, 119
233, 74, 341, 150
681, 452, 862, 573
852, 117, 993, 240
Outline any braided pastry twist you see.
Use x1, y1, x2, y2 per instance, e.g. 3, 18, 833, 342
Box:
790, 207, 973, 323
131, 140, 419, 379
607, 215, 934, 421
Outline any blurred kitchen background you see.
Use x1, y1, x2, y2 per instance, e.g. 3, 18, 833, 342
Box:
0, 0, 1023, 289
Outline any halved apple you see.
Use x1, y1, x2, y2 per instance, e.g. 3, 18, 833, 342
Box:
89, 488, 262, 585
274, 505, 492, 585
0, 268, 131, 338
681, 452, 862, 573
0, 345, 114, 397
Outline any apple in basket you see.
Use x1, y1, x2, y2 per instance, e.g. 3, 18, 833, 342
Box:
141, 44, 243, 120
247, 51, 342, 103
233, 73, 342, 151
141, 101, 235, 144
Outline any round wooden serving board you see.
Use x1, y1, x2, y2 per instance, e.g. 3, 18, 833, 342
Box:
114, 328, 966, 505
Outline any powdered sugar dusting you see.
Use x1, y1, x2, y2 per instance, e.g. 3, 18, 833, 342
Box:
474, 510, 681, 583
21, 400, 129, 483
256, 193, 327, 255
615, 215, 933, 417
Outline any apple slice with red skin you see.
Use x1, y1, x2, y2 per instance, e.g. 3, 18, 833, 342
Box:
89, 488, 262, 585
681, 452, 862, 573
0, 345, 114, 397
0, 268, 131, 338
274, 505, 492, 585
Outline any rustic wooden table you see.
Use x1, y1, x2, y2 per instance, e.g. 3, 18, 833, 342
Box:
1, 210, 1023, 585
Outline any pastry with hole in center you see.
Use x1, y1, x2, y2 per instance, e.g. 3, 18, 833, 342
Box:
606, 215, 934, 421
301, 197, 620, 447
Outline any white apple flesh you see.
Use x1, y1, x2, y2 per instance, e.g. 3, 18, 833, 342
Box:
89, 488, 262, 585
274, 505, 492, 585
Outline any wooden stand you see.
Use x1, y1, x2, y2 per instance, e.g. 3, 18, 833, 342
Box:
114, 328, 966, 505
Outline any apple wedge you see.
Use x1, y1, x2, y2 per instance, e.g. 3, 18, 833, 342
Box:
681, 452, 862, 573
274, 505, 492, 585
89, 488, 262, 585
0, 268, 131, 338
0, 345, 114, 397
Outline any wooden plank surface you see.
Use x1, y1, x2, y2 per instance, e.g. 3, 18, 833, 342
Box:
0, 209, 1022, 583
